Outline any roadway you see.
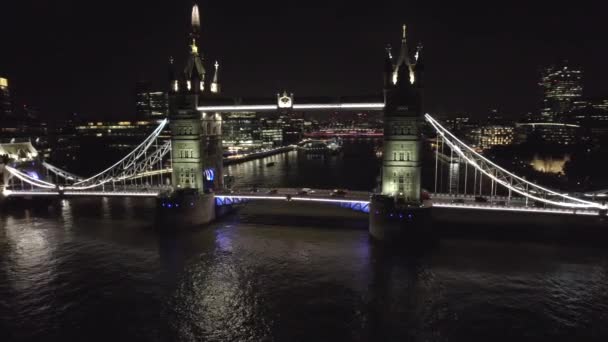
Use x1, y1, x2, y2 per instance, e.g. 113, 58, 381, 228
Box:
3, 186, 605, 217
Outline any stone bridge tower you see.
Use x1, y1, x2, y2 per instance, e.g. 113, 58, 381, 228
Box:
168, 4, 223, 192
381, 25, 424, 203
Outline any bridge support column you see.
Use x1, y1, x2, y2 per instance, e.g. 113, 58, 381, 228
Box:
156, 192, 216, 226
369, 194, 432, 243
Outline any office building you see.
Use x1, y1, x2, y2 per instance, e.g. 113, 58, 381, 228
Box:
135, 81, 169, 119
539, 62, 583, 121
467, 125, 514, 151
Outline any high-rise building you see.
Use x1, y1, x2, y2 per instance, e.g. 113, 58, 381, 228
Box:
539, 61, 583, 121
222, 112, 261, 150
135, 81, 168, 119
0, 77, 12, 118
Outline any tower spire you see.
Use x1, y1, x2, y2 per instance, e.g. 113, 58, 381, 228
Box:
184, 3, 205, 92
384, 45, 394, 87
211, 60, 220, 93
394, 23, 414, 85
189, 4, 201, 54
168, 56, 178, 92
191, 4, 201, 34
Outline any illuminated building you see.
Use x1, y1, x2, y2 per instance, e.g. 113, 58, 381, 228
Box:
75, 120, 164, 145
135, 81, 168, 119
539, 61, 583, 121
569, 105, 608, 143
222, 113, 285, 151
260, 128, 283, 147
0, 77, 12, 118
514, 122, 580, 145
222, 112, 261, 150
467, 125, 514, 150
529, 154, 570, 174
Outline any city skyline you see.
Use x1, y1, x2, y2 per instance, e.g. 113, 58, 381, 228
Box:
1, 0, 608, 120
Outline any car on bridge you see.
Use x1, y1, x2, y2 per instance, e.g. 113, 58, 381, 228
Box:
474, 196, 488, 203
330, 189, 347, 197
298, 188, 315, 195
267, 189, 278, 195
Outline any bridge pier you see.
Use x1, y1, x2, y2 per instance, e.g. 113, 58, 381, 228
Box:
156, 190, 216, 226
369, 195, 432, 243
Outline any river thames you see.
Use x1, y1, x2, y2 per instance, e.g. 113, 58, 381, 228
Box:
2, 142, 608, 341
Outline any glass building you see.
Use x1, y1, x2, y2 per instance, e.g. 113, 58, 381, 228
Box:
135, 81, 168, 119
221, 112, 262, 151
539, 62, 583, 121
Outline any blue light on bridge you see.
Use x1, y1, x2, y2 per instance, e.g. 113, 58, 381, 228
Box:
27, 171, 40, 180
204, 169, 215, 181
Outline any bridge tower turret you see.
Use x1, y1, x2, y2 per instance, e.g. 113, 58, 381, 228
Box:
168, 3, 206, 192
381, 24, 423, 204
370, 24, 430, 242
159, 3, 218, 226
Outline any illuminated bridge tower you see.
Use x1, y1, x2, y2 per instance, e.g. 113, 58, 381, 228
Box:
382, 24, 423, 203
160, 4, 217, 225
370, 25, 428, 242
168, 4, 223, 191
168, 4, 206, 191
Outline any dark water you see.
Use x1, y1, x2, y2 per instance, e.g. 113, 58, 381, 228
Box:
226, 142, 382, 191
2, 142, 608, 341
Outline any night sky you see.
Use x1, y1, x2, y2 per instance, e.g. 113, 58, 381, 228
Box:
1, 0, 607, 120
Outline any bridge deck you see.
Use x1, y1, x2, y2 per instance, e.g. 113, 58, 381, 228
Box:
3, 186, 605, 216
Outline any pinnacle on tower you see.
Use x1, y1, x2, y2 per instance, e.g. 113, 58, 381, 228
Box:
189, 4, 201, 54
168, 56, 178, 92
415, 44, 423, 63
393, 24, 415, 85
183, 3, 205, 92
211, 61, 220, 93
414, 44, 424, 88
191, 4, 201, 34
384, 45, 394, 87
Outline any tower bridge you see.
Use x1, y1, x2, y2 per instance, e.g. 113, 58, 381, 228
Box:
1, 4, 607, 242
